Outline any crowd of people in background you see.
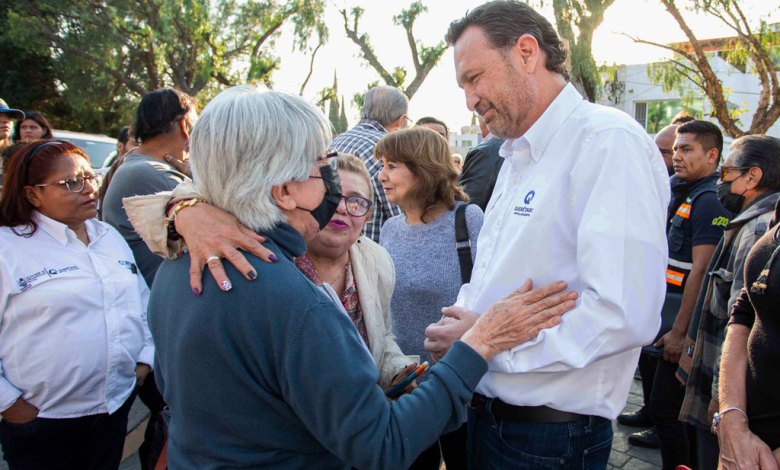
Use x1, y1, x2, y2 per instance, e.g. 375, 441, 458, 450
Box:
0, 1, 779, 470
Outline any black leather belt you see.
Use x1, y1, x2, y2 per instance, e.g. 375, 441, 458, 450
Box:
470, 393, 586, 424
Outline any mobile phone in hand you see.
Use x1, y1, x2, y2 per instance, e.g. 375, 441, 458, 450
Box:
385, 362, 429, 399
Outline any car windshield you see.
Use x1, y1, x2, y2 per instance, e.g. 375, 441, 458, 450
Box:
58, 137, 116, 168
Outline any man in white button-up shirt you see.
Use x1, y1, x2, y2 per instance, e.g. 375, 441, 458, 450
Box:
424, 2, 670, 468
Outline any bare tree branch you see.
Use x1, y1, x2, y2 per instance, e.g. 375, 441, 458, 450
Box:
340, 8, 398, 86
299, 42, 323, 95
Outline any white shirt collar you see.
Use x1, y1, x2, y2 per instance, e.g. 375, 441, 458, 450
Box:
33, 212, 107, 246
500, 83, 584, 162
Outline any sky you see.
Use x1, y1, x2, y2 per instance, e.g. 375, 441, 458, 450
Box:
270, 0, 778, 132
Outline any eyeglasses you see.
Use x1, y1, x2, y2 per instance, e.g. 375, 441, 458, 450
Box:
317, 151, 338, 162
308, 154, 339, 180
340, 195, 372, 217
35, 173, 102, 193
718, 165, 750, 181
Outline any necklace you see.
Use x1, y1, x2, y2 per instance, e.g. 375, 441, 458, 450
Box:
309, 256, 349, 285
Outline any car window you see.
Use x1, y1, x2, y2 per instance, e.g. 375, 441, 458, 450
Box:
58, 137, 116, 168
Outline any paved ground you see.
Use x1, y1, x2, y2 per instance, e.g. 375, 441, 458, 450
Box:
1, 375, 661, 469
609, 376, 662, 469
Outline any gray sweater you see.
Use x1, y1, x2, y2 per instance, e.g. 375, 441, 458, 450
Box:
103, 154, 189, 286
380, 203, 483, 366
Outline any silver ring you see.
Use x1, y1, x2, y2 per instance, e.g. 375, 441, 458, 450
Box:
206, 255, 220, 263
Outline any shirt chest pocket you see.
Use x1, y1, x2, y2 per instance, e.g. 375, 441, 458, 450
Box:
708, 268, 734, 320
102, 263, 144, 319
668, 216, 688, 253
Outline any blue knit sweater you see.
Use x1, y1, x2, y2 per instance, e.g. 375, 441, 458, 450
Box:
380, 203, 483, 367
149, 223, 487, 469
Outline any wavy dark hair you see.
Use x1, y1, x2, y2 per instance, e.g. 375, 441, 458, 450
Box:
374, 127, 468, 223
12, 110, 53, 141
0, 139, 89, 236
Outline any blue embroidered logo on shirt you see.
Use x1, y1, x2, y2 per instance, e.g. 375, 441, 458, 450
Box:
514, 190, 537, 217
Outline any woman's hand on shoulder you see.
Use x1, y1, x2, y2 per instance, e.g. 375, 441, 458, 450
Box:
174, 203, 277, 295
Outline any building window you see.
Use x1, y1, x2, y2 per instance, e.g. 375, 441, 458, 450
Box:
635, 100, 703, 133
634, 102, 647, 130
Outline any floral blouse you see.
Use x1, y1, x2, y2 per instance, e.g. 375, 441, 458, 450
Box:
295, 254, 370, 349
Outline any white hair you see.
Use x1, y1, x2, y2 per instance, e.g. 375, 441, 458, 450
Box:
190, 86, 333, 232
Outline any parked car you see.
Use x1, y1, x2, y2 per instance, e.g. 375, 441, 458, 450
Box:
53, 130, 117, 168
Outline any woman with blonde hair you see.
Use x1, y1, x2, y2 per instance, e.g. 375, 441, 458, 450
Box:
376, 127, 483, 470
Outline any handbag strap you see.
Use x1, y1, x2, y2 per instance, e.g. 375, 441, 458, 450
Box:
455, 203, 473, 284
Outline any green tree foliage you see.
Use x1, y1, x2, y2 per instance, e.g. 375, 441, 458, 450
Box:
326, 71, 347, 134
341, 2, 446, 99
551, 0, 616, 102
4, 0, 325, 133
0, 0, 77, 129
631, 0, 780, 137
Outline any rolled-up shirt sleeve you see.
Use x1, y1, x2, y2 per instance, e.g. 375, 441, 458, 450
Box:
493, 129, 668, 373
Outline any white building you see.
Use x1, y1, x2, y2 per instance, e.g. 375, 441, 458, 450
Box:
449, 123, 482, 156
597, 34, 780, 155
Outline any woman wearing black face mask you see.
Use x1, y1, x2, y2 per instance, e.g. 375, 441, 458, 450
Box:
677, 135, 780, 468
137, 87, 576, 469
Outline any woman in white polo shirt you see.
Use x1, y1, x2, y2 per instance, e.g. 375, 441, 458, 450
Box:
0, 139, 154, 469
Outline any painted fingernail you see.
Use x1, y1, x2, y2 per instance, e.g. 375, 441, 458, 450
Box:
193, 287, 200, 296
221, 280, 232, 292
248, 270, 257, 280
268, 253, 278, 263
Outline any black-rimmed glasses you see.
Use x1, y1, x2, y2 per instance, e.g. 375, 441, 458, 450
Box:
35, 173, 102, 193
340, 195, 372, 217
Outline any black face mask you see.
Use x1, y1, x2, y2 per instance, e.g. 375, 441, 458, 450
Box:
717, 179, 745, 214
301, 162, 343, 230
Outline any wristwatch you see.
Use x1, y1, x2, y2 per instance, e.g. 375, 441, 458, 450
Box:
711, 407, 748, 434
